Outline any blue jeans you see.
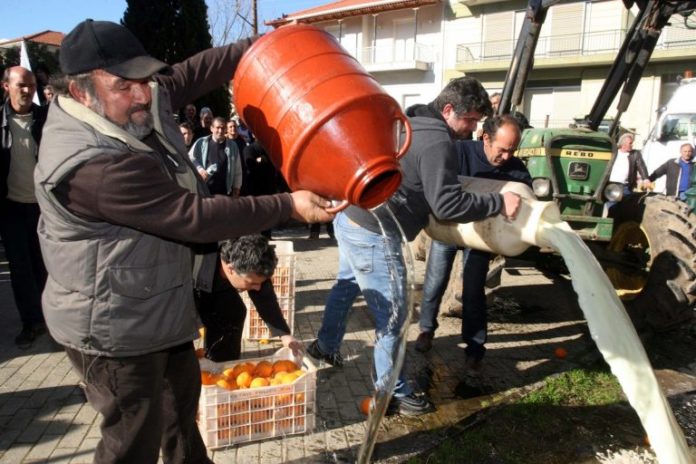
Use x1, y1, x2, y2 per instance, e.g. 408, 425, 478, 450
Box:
419, 240, 491, 360
419, 240, 458, 333
316, 212, 411, 396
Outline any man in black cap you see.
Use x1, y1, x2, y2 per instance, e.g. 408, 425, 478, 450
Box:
34, 19, 333, 463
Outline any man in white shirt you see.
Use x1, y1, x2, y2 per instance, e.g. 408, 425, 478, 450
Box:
609, 133, 650, 195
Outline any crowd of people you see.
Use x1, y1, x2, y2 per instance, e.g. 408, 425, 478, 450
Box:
0, 17, 694, 463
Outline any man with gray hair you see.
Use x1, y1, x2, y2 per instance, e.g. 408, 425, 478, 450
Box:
35, 19, 332, 462
609, 132, 650, 195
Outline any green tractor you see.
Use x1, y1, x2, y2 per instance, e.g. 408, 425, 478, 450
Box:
433, 0, 696, 330
508, 0, 696, 329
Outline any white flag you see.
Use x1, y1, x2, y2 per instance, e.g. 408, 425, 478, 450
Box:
19, 40, 40, 105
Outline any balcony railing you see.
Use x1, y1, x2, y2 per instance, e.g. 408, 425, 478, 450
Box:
360, 42, 436, 66
456, 28, 696, 65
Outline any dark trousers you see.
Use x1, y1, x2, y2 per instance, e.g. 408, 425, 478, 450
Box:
460, 248, 491, 360
195, 287, 247, 362
0, 200, 47, 327
65, 343, 211, 464
420, 241, 491, 360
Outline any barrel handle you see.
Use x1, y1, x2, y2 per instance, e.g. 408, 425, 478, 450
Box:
326, 200, 349, 214
395, 115, 412, 160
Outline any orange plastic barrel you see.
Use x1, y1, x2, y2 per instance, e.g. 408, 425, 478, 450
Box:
233, 25, 410, 211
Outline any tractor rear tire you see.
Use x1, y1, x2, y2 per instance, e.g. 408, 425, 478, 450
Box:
613, 196, 696, 330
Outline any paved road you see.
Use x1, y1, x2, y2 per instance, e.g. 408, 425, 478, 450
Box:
0, 226, 693, 463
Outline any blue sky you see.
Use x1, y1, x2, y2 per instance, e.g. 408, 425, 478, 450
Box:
0, 0, 328, 41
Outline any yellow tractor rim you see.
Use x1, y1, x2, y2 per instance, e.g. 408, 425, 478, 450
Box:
606, 221, 651, 299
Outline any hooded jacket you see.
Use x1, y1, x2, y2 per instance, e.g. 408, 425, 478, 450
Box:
344, 103, 503, 241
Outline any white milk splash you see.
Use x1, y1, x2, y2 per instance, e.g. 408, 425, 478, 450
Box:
538, 220, 692, 464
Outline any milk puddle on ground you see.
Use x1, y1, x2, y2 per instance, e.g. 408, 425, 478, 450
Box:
538, 220, 692, 464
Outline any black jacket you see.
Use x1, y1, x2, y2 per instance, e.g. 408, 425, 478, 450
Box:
0, 100, 48, 200
624, 149, 649, 190
457, 140, 532, 187
649, 158, 694, 197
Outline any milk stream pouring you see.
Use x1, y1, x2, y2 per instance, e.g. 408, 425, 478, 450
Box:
425, 177, 692, 464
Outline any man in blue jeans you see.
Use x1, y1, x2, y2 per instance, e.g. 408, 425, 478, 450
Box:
307, 79, 523, 416
415, 115, 531, 375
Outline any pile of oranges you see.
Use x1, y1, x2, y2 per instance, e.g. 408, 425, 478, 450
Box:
201, 359, 304, 390
198, 356, 313, 445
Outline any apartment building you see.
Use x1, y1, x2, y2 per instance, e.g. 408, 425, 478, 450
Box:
447, 0, 696, 144
270, 0, 696, 144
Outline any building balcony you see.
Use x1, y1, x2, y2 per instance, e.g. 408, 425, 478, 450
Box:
455, 28, 696, 70
359, 42, 436, 72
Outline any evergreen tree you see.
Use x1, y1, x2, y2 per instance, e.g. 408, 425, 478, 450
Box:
121, 0, 230, 118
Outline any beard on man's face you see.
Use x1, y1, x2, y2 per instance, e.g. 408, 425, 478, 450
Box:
124, 104, 154, 139
88, 98, 154, 140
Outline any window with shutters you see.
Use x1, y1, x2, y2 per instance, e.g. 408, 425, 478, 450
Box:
523, 86, 582, 129
584, 0, 624, 54
483, 11, 513, 60
548, 2, 585, 56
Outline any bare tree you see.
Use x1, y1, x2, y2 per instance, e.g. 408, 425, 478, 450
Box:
208, 0, 254, 45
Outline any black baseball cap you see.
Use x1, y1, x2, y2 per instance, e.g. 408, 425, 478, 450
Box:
60, 19, 171, 79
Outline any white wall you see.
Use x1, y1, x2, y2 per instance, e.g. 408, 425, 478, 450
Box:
314, 5, 444, 109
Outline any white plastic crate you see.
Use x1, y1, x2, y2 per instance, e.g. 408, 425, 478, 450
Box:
197, 347, 316, 449
242, 240, 296, 340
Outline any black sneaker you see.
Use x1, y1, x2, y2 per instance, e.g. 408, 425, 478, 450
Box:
464, 354, 483, 377
306, 340, 343, 367
387, 392, 435, 416
414, 331, 434, 353
15, 325, 36, 349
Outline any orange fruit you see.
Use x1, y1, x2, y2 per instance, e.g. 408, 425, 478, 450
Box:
222, 367, 236, 378
269, 378, 282, 386
195, 348, 205, 359
280, 372, 299, 384
359, 397, 373, 415
201, 370, 219, 385
554, 347, 568, 359
272, 360, 298, 375
236, 371, 253, 388
250, 377, 270, 388
232, 362, 256, 378
216, 377, 237, 390
253, 361, 273, 378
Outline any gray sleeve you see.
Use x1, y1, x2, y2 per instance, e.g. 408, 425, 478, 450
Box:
418, 138, 503, 223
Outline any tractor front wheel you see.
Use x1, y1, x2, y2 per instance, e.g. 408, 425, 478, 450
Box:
608, 195, 696, 330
